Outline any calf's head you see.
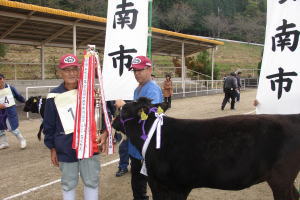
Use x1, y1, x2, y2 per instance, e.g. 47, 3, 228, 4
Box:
112, 97, 169, 136
23, 96, 40, 113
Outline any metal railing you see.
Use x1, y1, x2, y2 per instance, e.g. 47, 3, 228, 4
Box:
24, 78, 251, 118
157, 79, 226, 98
186, 68, 211, 80
157, 79, 248, 98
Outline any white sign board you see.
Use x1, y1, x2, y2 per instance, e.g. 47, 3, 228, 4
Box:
103, 0, 149, 100
54, 90, 77, 134
0, 88, 15, 108
256, 0, 300, 114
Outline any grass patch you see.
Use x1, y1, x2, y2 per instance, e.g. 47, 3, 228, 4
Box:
1, 42, 263, 80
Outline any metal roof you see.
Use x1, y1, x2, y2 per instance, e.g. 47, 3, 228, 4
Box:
0, 0, 223, 56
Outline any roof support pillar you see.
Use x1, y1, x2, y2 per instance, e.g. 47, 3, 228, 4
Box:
211, 47, 215, 89
181, 42, 185, 97
41, 44, 45, 80
73, 24, 77, 55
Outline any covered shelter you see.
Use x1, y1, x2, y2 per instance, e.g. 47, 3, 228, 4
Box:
0, 0, 223, 93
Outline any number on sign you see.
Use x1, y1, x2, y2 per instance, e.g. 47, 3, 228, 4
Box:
4, 97, 9, 104
68, 107, 75, 120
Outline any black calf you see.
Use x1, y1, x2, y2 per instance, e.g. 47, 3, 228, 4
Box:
112, 97, 300, 200
23, 96, 46, 140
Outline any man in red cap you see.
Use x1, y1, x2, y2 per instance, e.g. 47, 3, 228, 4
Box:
43, 54, 107, 200
115, 55, 163, 200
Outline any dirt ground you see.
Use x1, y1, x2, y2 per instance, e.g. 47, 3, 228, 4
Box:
1, 89, 299, 200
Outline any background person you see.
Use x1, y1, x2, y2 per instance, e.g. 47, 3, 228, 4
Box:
163, 74, 173, 108
236, 71, 242, 102
115, 56, 163, 200
43, 54, 107, 200
151, 74, 156, 81
0, 73, 26, 150
115, 133, 129, 177
115, 100, 130, 177
221, 72, 238, 110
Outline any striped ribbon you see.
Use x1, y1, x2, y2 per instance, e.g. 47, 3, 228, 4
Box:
95, 54, 114, 155
73, 51, 97, 159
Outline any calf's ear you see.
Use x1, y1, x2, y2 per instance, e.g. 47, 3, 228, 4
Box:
155, 102, 169, 113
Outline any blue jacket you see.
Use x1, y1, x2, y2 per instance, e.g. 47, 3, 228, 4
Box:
43, 83, 113, 162
43, 83, 78, 162
129, 80, 163, 159
0, 84, 25, 131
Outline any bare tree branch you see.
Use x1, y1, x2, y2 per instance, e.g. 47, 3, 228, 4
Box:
161, 2, 195, 32
203, 14, 230, 37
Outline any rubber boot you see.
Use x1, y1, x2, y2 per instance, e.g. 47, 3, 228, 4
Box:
0, 134, 9, 149
84, 186, 98, 200
16, 133, 26, 149
63, 188, 76, 200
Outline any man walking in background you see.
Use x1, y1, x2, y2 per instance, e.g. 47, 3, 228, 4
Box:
236, 71, 242, 102
221, 72, 238, 110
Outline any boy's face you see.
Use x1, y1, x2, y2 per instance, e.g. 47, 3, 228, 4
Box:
59, 66, 80, 84
0, 77, 5, 89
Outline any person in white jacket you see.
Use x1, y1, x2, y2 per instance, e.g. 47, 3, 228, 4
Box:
0, 73, 26, 150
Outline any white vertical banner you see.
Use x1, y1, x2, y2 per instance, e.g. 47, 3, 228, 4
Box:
256, 0, 300, 114
103, 0, 149, 100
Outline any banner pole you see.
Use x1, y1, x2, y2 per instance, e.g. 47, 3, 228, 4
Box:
147, 0, 153, 59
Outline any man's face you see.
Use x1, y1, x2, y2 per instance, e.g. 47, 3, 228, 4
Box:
59, 66, 80, 84
0, 77, 5, 89
133, 67, 152, 85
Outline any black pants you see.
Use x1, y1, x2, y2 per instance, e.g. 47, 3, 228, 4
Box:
221, 89, 236, 109
236, 89, 240, 102
164, 96, 172, 108
130, 156, 149, 200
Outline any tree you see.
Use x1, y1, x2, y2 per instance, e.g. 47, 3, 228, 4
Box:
153, 0, 183, 12
12, 0, 267, 43
185, 0, 214, 35
229, 14, 266, 43
243, 0, 260, 17
203, 14, 230, 37
65, 0, 107, 16
161, 2, 195, 32
183, 50, 220, 80
194, 50, 220, 79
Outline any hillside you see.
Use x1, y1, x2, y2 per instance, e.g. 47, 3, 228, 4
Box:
151, 41, 263, 79
0, 41, 263, 80
215, 42, 263, 77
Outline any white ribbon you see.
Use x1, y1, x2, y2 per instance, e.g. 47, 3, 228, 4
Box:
38, 98, 42, 114
140, 112, 165, 176
95, 54, 114, 155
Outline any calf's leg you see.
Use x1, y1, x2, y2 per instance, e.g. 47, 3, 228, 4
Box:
148, 179, 190, 200
291, 185, 299, 200
267, 159, 300, 200
151, 188, 190, 200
